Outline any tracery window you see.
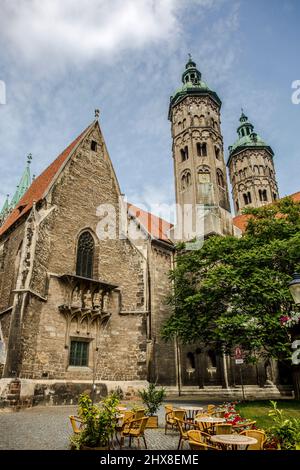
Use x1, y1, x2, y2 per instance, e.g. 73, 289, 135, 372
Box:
76, 231, 94, 278
196, 142, 207, 157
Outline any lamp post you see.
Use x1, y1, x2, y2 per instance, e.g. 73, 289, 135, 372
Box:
288, 273, 300, 305
288, 273, 300, 400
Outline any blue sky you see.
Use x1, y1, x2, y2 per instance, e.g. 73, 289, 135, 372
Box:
0, 0, 299, 220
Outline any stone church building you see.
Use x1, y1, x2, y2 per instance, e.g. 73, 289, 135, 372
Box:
0, 57, 296, 407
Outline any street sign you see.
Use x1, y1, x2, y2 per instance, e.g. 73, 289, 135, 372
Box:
234, 346, 243, 359
235, 358, 244, 364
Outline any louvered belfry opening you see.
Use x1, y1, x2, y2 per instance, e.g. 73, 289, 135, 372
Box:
76, 231, 94, 278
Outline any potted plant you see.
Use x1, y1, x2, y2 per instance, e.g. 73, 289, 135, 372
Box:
70, 392, 119, 450
267, 400, 300, 450
138, 382, 166, 428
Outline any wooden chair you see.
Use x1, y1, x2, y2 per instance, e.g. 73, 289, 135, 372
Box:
134, 409, 146, 419
215, 424, 232, 435
165, 405, 175, 434
195, 414, 212, 434
187, 430, 212, 445
189, 440, 220, 451
174, 417, 197, 449
117, 410, 135, 447
69, 415, 84, 434
212, 410, 226, 418
232, 420, 256, 433
240, 429, 266, 450
207, 404, 216, 414
123, 417, 149, 449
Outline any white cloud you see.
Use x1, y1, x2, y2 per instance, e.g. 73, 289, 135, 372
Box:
0, 0, 181, 63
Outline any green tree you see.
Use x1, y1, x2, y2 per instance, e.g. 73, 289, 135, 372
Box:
162, 198, 300, 397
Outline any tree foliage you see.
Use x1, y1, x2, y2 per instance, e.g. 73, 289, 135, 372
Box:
162, 198, 300, 362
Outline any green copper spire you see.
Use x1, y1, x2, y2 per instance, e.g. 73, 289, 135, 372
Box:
227, 111, 273, 165
10, 154, 32, 208
169, 55, 221, 119
0, 194, 10, 220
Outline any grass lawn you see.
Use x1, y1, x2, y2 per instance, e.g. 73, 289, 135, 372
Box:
236, 400, 300, 429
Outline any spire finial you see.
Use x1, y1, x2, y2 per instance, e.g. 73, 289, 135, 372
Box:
188, 53, 192, 61
241, 107, 244, 114
27, 153, 32, 165
95, 109, 100, 119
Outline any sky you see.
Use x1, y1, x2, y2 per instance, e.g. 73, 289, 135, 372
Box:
0, 0, 299, 221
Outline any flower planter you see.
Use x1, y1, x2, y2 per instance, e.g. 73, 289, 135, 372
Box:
81, 445, 110, 450
146, 415, 159, 428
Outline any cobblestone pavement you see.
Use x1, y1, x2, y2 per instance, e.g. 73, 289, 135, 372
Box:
0, 400, 210, 450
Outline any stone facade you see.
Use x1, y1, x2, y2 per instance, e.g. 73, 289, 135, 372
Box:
227, 113, 279, 216
0, 122, 175, 406
228, 148, 279, 215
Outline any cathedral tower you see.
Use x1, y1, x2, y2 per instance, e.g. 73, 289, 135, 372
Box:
169, 56, 232, 241
227, 112, 279, 216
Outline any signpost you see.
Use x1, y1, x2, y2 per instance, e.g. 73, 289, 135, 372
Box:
234, 347, 245, 400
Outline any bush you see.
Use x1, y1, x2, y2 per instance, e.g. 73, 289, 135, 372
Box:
70, 393, 119, 450
267, 401, 300, 450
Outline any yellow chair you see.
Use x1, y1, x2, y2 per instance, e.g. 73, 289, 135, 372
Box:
207, 404, 216, 414
165, 405, 175, 434
187, 429, 212, 445
174, 417, 196, 449
195, 414, 212, 434
69, 415, 83, 434
189, 440, 220, 451
117, 410, 135, 447
232, 420, 256, 432
215, 424, 232, 435
240, 429, 266, 450
173, 409, 186, 421
134, 408, 146, 419
123, 417, 149, 449
213, 410, 226, 418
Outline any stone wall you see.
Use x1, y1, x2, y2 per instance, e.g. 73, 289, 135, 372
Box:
149, 242, 177, 386
11, 123, 148, 382
0, 223, 25, 312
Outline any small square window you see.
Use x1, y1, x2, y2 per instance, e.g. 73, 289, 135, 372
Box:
69, 340, 89, 367
91, 140, 97, 152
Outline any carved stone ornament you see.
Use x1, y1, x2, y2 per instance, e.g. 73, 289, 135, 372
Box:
58, 274, 117, 348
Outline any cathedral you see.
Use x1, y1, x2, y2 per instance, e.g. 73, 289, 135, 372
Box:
0, 57, 296, 407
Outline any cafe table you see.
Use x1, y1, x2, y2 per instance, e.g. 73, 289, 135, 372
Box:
180, 406, 204, 422
195, 416, 226, 433
210, 434, 258, 450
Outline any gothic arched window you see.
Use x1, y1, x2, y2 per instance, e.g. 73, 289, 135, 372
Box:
76, 231, 94, 278
181, 170, 191, 190
196, 142, 207, 157
217, 169, 225, 188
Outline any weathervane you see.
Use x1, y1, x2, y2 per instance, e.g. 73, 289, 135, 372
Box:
27, 153, 32, 165
95, 109, 100, 119
188, 53, 192, 61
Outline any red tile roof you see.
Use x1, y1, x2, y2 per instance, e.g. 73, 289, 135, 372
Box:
127, 203, 173, 243
0, 124, 93, 238
233, 191, 300, 233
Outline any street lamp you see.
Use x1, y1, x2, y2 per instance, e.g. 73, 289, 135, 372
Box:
288, 273, 300, 305
288, 273, 300, 400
